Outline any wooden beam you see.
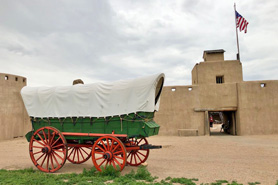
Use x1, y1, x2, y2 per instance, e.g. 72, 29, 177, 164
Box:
194, 107, 237, 112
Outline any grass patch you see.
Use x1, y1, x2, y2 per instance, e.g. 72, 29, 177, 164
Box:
170, 177, 197, 185
0, 167, 273, 185
248, 182, 260, 185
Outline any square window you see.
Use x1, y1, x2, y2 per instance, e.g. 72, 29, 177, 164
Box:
216, 76, 224, 84
260, 83, 266, 88
188, 87, 192, 91
5, 76, 8, 80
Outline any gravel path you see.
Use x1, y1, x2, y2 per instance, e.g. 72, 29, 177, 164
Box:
1, 134, 278, 184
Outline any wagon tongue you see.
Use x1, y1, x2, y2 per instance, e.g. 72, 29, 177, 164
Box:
140, 144, 162, 150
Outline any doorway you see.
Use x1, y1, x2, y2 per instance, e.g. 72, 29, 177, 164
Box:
209, 111, 237, 136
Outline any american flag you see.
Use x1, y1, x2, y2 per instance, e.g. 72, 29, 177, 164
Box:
236, 11, 249, 33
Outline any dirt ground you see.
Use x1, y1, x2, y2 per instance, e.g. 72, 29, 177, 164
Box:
1, 130, 278, 184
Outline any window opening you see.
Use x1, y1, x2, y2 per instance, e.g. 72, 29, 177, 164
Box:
216, 76, 224, 84
260, 83, 266, 88
5, 76, 8, 80
171, 88, 176, 92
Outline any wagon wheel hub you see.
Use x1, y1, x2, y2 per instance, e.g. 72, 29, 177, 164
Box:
103, 151, 113, 160
42, 145, 52, 154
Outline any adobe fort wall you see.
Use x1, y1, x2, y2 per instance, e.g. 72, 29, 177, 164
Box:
237, 80, 278, 135
0, 73, 30, 141
155, 86, 204, 136
155, 83, 238, 136
155, 80, 278, 136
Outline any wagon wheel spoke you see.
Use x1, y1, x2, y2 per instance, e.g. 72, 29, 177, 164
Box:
111, 144, 120, 153
94, 151, 104, 155
133, 153, 138, 165
113, 150, 123, 155
40, 154, 47, 167
80, 147, 90, 156
33, 151, 43, 155
52, 152, 61, 168
32, 145, 44, 149
114, 155, 124, 161
50, 154, 55, 170
130, 153, 133, 164
35, 153, 46, 162
96, 144, 106, 153
104, 160, 109, 169
52, 149, 64, 153
137, 138, 143, 145
77, 148, 81, 162
111, 160, 116, 169
100, 140, 107, 151
95, 156, 104, 161
46, 154, 50, 170
97, 158, 106, 168
126, 152, 132, 159
106, 138, 110, 151
48, 129, 51, 144
53, 151, 64, 161
52, 143, 65, 149
37, 133, 47, 145
78, 148, 84, 161
73, 147, 77, 161
113, 157, 122, 167
32, 139, 45, 147
49, 131, 56, 145
137, 151, 147, 158
135, 153, 143, 163
51, 136, 62, 147
42, 130, 48, 144
68, 147, 75, 158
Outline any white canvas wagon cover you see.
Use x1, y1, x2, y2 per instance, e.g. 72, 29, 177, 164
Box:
21, 73, 164, 118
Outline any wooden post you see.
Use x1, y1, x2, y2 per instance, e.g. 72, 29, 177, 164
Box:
205, 111, 210, 136
232, 112, 236, 135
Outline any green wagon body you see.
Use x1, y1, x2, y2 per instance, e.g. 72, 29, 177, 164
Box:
26, 112, 160, 142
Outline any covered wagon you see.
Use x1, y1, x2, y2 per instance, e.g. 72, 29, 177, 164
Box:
21, 73, 164, 172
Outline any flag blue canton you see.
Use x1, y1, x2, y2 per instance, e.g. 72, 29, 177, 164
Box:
236, 11, 242, 18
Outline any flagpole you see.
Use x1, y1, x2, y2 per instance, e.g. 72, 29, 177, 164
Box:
234, 3, 240, 61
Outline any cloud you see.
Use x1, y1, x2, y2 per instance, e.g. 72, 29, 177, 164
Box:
0, 0, 277, 87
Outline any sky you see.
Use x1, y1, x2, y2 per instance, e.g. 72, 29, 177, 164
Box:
0, 0, 277, 87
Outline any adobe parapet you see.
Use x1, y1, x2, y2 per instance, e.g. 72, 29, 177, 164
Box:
0, 73, 27, 86
0, 73, 29, 141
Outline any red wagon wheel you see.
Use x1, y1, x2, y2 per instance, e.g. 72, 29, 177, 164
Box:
67, 146, 92, 164
29, 126, 67, 173
126, 137, 150, 166
92, 136, 126, 172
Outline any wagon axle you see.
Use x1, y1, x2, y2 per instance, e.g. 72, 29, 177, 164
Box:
103, 151, 113, 160
41, 146, 51, 154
